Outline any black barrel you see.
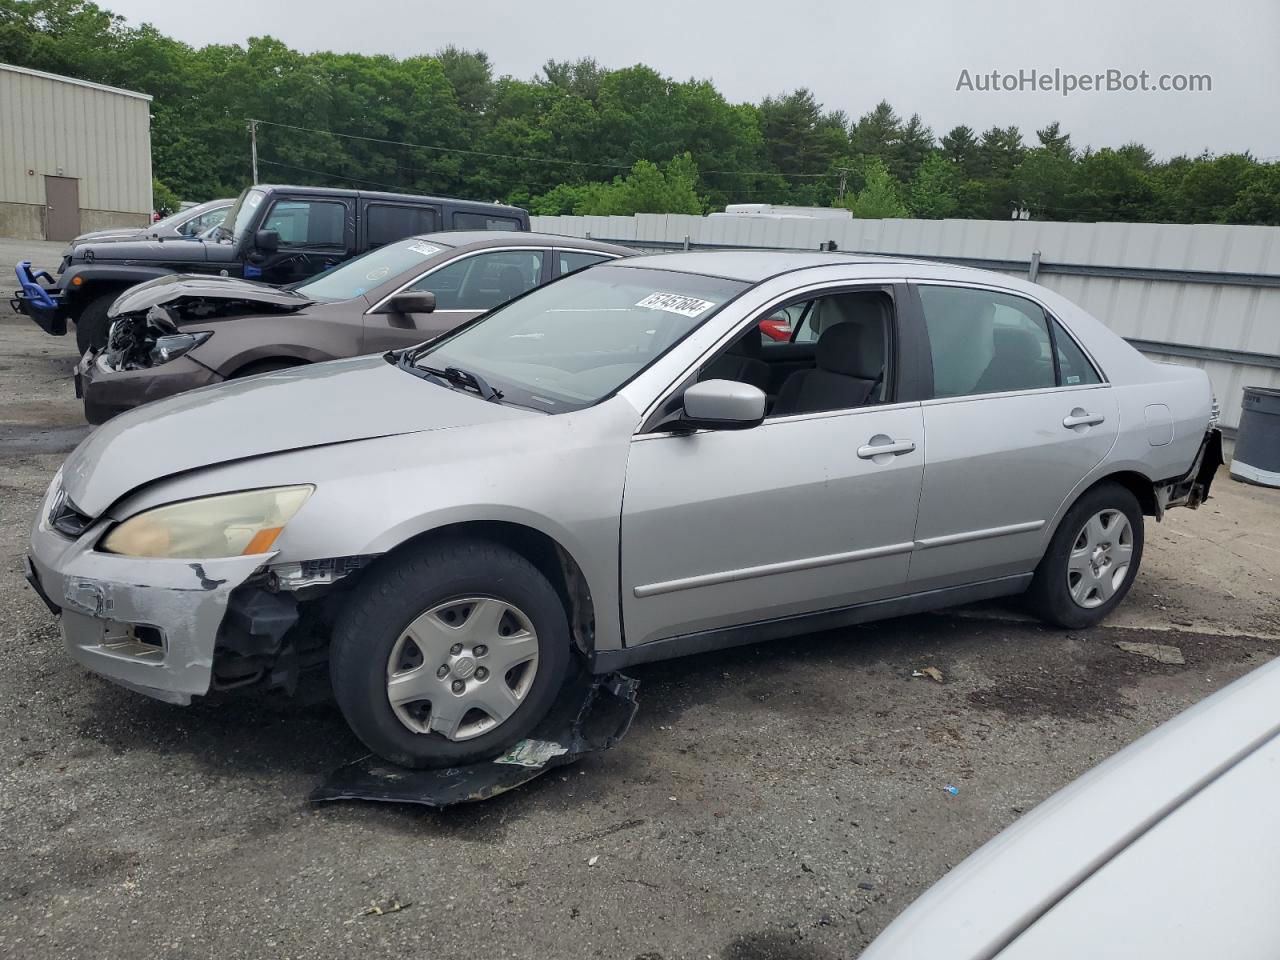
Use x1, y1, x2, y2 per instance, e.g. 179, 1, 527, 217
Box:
1231, 386, 1280, 488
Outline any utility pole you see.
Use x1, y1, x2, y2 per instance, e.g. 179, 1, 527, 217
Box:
836, 167, 849, 202
248, 119, 259, 184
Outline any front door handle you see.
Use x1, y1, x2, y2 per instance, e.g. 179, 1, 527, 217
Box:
1063, 410, 1106, 429
857, 437, 916, 459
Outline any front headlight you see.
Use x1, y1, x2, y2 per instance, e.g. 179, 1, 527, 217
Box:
100, 485, 313, 559
150, 331, 211, 365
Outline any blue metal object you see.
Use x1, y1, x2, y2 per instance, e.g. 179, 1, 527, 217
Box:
14, 261, 59, 309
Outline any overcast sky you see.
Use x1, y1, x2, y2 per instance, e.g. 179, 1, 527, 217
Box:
104, 0, 1280, 159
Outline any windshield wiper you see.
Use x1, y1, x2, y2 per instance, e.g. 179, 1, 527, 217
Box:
392, 351, 503, 402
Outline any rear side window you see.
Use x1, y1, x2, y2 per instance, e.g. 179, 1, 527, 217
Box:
917, 285, 1055, 398
262, 199, 346, 247
453, 211, 522, 231
366, 203, 439, 247
558, 251, 612, 275
1051, 316, 1103, 385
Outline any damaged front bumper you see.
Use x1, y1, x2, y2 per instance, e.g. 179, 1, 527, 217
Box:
77, 350, 222, 424
28, 507, 269, 704
12, 260, 68, 335
312, 671, 640, 807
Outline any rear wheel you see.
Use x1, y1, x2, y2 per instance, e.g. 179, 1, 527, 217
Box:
329, 538, 572, 768
1027, 482, 1144, 628
74, 291, 121, 354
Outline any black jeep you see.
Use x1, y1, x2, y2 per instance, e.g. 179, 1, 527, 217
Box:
12, 184, 530, 352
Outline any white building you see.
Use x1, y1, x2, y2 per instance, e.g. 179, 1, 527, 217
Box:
0, 63, 153, 241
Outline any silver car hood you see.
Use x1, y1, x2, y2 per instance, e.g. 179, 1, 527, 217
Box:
61, 355, 537, 517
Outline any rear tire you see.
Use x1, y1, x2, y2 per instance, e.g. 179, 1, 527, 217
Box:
329, 538, 572, 768
1027, 481, 1144, 629
74, 292, 120, 354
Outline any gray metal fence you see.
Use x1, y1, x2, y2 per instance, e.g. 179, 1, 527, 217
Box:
533, 213, 1280, 432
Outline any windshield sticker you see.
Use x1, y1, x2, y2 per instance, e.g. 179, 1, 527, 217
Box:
635, 292, 717, 318
365, 265, 391, 282
409, 241, 443, 257
246, 192, 262, 208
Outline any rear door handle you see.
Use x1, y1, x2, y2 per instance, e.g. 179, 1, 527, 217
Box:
1063, 411, 1106, 429
857, 437, 916, 459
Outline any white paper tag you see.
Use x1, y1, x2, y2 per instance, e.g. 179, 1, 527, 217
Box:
635, 292, 716, 318
408, 241, 443, 257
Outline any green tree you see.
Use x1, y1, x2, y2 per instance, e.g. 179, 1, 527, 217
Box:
1064, 147, 1160, 221
1224, 163, 1280, 224
1175, 153, 1256, 223
892, 113, 935, 182
840, 159, 908, 218
540, 57, 606, 101
1035, 121, 1074, 158
566, 154, 705, 216
908, 154, 960, 218
151, 177, 180, 214
849, 100, 901, 163
758, 88, 847, 179
941, 125, 982, 179
1013, 148, 1074, 218
435, 45, 494, 114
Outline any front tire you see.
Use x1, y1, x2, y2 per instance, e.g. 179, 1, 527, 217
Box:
330, 538, 572, 768
1027, 482, 1144, 629
74, 291, 120, 354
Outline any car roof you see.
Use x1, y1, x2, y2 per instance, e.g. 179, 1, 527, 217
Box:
610, 249, 961, 282
250, 184, 525, 212
414, 231, 634, 254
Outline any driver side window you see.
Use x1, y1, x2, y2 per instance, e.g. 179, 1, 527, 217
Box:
409, 250, 544, 310
262, 199, 346, 248
698, 287, 895, 419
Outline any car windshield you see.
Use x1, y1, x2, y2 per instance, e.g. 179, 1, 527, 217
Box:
294, 238, 449, 301
152, 205, 206, 231
219, 188, 266, 241
407, 265, 747, 412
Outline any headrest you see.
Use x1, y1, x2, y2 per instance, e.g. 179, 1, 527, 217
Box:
726, 329, 764, 360
992, 326, 1042, 365
811, 293, 887, 335
817, 319, 884, 380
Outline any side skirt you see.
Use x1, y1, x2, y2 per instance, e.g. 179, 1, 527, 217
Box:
591, 573, 1033, 672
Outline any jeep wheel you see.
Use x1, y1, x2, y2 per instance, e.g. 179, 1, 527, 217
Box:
329, 538, 572, 768
74, 292, 120, 354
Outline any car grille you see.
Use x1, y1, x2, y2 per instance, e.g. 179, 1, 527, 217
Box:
48, 486, 92, 538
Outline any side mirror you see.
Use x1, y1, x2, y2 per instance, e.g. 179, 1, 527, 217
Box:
381, 291, 436, 315
674, 379, 766, 431
254, 229, 280, 252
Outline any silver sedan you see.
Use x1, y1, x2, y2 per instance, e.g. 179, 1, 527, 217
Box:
27, 252, 1223, 767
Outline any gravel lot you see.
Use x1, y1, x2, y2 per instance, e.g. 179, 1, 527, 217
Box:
1, 285, 1277, 960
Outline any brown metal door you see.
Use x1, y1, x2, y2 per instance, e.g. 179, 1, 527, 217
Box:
44, 176, 81, 241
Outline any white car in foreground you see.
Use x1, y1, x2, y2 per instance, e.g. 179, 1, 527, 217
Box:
861, 656, 1280, 959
